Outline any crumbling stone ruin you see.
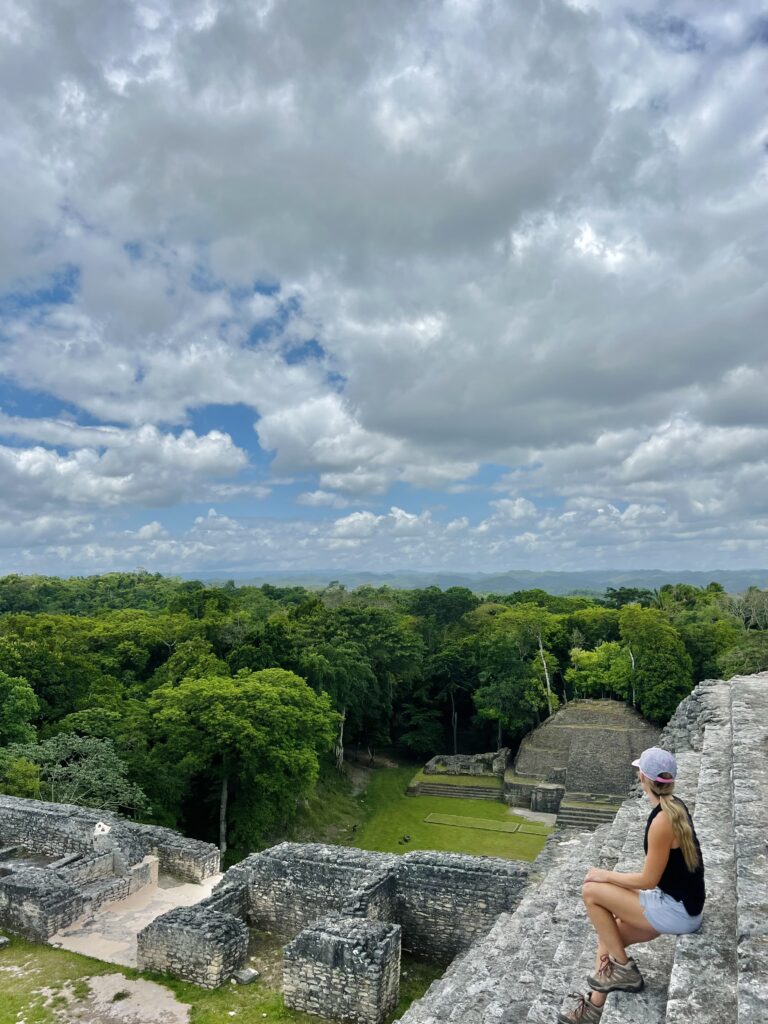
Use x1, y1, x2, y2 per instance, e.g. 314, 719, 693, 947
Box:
506, 699, 660, 824
0, 796, 219, 943
423, 749, 510, 778
397, 672, 768, 1024
137, 841, 531, 1017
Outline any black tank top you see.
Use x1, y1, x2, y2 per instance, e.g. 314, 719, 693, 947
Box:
643, 799, 705, 916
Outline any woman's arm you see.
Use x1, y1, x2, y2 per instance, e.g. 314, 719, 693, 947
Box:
584, 813, 673, 890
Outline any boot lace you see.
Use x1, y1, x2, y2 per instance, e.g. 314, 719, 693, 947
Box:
565, 993, 594, 1021
595, 953, 614, 979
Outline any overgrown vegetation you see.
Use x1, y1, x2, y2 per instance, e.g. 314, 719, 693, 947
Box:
1, 572, 765, 860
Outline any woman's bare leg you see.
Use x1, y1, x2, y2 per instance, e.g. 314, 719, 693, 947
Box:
588, 919, 660, 1007
581, 885, 660, 1008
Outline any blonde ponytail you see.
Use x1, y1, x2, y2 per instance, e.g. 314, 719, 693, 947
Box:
649, 774, 700, 871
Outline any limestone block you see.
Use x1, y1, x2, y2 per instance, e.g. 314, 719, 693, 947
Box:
233, 966, 259, 984
531, 784, 564, 813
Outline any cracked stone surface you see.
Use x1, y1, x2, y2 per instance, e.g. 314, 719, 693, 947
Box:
48, 872, 222, 967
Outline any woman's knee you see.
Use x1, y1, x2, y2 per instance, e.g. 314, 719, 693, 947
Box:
582, 881, 599, 904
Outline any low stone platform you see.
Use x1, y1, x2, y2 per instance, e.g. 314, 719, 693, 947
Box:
395, 673, 768, 1024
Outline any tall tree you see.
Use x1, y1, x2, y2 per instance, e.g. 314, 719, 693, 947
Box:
151, 668, 337, 857
0, 671, 39, 745
473, 629, 548, 746
619, 606, 694, 722
564, 642, 632, 701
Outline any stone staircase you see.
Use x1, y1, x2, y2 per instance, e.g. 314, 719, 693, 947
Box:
411, 783, 502, 801
396, 674, 768, 1024
556, 801, 622, 831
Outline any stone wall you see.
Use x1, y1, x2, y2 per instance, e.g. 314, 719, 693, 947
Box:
130, 823, 220, 882
342, 870, 398, 923
54, 851, 113, 886
137, 905, 248, 988
164, 839, 532, 1014
394, 850, 529, 961
284, 915, 401, 1024
243, 843, 398, 934
0, 794, 219, 944
0, 795, 220, 882
215, 842, 530, 965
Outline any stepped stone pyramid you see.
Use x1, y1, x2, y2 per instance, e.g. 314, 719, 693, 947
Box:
396, 672, 768, 1024
507, 700, 660, 827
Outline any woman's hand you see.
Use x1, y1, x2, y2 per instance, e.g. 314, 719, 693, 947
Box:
584, 867, 612, 884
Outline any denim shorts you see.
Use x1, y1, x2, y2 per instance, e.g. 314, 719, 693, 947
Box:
639, 887, 703, 934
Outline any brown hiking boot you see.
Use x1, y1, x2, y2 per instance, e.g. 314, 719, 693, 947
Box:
556, 992, 604, 1023
587, 953, 644, 993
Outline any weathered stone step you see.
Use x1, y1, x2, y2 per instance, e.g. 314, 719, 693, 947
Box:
598, 737, 720, 1024
558, 806, 619, 817
728, 673, 768, 1024
663, 684, 737, 1024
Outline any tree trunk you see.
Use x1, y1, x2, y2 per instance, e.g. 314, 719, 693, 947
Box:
538, 634, 553, 716
628, 645, 636, 707
497, 718, 502, 750
219, 773, 228, 859
450, 690, 458, 755
335, 708, 346, 771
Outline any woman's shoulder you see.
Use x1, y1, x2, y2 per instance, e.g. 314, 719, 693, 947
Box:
648, 805, 674, 837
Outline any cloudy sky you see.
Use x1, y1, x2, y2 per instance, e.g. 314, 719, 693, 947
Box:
1, 0, 767, 576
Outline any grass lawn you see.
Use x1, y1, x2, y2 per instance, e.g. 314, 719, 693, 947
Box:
409, 769, 502, 789
0, 935, 442, 1024
353, 767, 551, 860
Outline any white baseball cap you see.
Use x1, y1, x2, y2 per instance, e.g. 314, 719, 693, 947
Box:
631, 747, 677, 782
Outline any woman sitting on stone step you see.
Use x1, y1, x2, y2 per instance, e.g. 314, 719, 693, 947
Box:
558, 746, 705, 1024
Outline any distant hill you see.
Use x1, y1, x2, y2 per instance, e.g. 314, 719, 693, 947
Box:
193, 568, 768, 595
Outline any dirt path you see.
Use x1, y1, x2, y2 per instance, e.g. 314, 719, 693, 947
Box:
41, 973, 190, 1024
344, 762, 372, 796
